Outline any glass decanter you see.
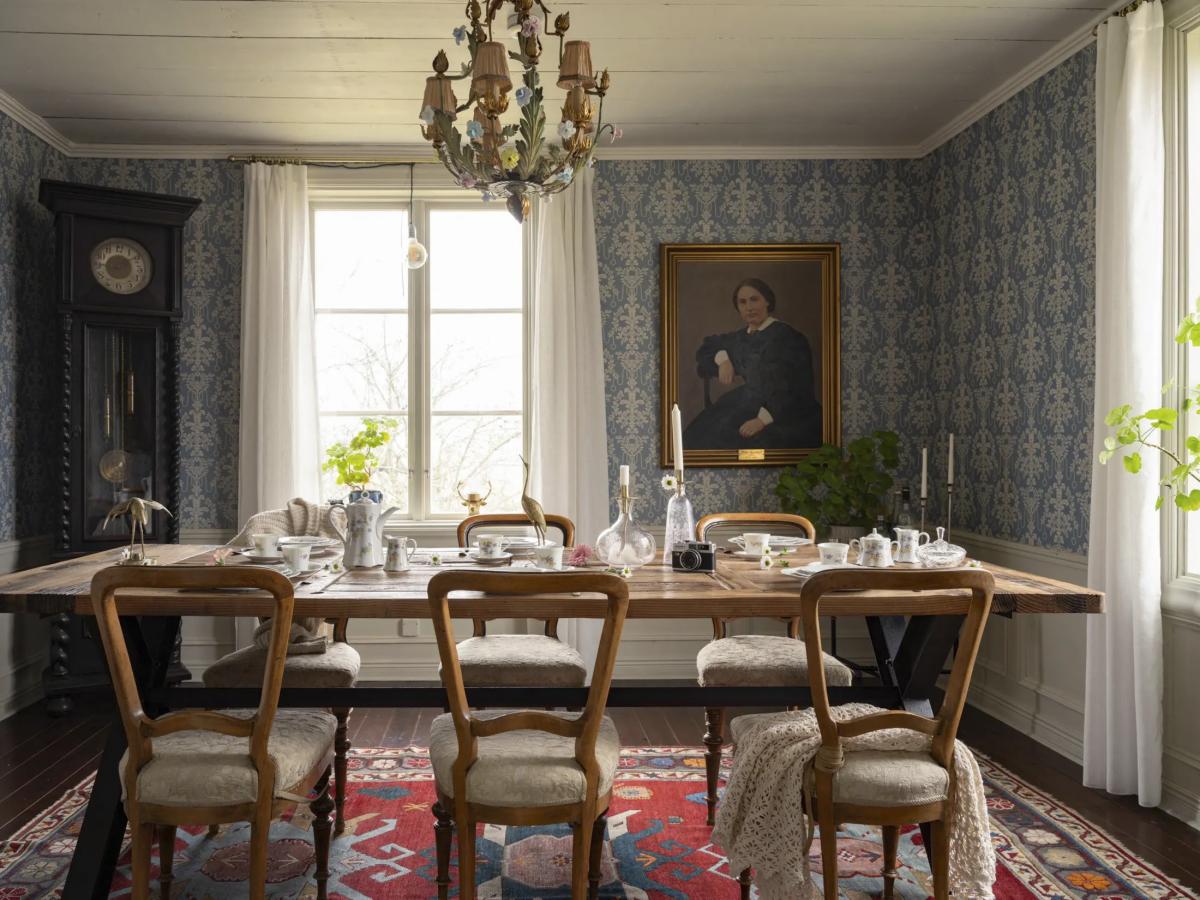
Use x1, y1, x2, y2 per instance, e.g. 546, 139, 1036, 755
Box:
597, 486, 657, 569
916, 526, 967, 568
662, 479, 696, 564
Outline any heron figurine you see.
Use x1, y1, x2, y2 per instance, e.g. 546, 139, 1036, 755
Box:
519, 455, 548, 545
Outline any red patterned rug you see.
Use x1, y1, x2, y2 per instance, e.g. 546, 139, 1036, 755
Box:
0, 746, 1194, 898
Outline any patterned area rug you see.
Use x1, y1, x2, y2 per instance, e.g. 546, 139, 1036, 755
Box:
0, 747, 1195, 898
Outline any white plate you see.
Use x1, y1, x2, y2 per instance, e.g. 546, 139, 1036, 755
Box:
730, 535, 812, 548
780, 561, 857, 576
279, 536, 337, 549
469, 550, 513, 563
731, 550, 807, 560
238, 550, 285, 564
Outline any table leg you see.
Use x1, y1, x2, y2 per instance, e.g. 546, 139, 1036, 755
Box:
865, 616, 907, 690
62, 614, 181, 900
892, 614, 964, 716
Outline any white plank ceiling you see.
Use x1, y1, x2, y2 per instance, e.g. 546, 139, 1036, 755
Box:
0, 0, 1110, 154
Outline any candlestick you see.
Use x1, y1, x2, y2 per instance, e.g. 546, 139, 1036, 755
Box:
671, 403, 684, 474
920, 447, 928, 500
947, 433, 954, 485
945, 482, 954, 540
919, 495, 927, 534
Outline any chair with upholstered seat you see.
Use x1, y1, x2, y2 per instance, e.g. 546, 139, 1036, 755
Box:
454, 513, 585, 692
427, 570, 629, 900
731, 567, 994, 900
694, 512, 854, 825
90, 565, 338, 900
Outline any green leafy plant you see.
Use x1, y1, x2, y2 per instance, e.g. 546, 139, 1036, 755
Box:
775, 431, 900, 533
1101, 305, 1200, 511
322, 416, 399, 493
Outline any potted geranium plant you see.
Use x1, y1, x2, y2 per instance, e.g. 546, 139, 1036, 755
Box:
775, 430, 900, 541
323, 416, 400, 503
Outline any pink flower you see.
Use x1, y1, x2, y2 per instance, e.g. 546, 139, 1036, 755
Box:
610, 126, 624, 143
521, 15, 540, 36
567, 544, 596, 566
210, 547, 233, 566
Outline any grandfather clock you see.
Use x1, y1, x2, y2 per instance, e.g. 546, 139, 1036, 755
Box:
38, 180, 200, 713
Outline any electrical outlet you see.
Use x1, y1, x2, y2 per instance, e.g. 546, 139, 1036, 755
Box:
400, 618, 420, 637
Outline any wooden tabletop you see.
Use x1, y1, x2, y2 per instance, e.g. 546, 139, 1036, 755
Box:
0, 544, 1103, 618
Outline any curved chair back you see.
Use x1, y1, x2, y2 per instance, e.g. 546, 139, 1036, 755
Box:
458, 513, 576, 548
90, 565, 296, 809
696, 511, 815, 544
428, 570, 628, 805
800, 567, 994, 768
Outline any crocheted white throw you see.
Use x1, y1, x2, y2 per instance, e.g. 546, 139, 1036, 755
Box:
229, 498, 348, 656
712, 703, 995, 899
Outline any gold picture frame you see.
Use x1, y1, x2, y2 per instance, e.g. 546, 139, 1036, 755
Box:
660, 242, 841, 467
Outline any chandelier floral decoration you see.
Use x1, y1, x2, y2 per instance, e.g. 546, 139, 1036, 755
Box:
418, 0, 617, 222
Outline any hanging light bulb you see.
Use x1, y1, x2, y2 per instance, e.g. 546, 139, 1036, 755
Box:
405, 163, 428, 270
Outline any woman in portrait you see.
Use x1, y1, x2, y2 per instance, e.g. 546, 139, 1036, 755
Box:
683, 277, 822, 449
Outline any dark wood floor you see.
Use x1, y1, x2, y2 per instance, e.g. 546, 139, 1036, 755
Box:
1, 701, 1198, 889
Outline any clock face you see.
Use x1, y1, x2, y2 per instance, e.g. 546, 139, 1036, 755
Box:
89, 238, 152, 295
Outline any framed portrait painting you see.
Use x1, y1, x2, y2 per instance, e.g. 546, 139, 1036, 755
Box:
660, 243, 841, 467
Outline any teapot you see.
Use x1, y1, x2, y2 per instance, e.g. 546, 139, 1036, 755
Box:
332, 496, 399, 568
849, 528, 895, 568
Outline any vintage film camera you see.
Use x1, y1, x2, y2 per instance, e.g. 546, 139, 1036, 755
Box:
670, 540, 717, 573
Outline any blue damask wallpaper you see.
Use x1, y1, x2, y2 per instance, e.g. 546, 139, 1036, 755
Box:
68, 159, 244, 532
0, 113, 67, 541
919, 45, 1096, 552
0, 42, 1096, 550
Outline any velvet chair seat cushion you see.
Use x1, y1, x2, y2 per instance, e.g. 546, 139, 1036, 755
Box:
696, 635, 852, 687
202, 641, 361, 689
429, 710, 620, 808
121, 709, 337, 807
730, 712, 950, 807
453, 634, 587, 687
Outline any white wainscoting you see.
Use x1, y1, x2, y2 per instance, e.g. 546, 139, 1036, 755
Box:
0, 536, 52, 717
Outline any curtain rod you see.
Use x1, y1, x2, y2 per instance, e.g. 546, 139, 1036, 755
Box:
227, 154, 440, 167
1093, 0, 1158, 34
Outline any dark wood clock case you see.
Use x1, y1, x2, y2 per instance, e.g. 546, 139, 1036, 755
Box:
38, 180, 201, 714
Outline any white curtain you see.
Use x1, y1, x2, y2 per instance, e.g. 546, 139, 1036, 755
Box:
1085, 0, 1165, 807
237, 163, 321, 525
530, 168, 610, 673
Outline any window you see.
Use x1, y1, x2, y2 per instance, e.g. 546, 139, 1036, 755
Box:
312, 200, 527, 520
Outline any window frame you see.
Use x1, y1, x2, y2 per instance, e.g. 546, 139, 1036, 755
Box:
309, 183, 533, 524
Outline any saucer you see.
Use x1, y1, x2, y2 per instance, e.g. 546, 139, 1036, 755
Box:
279, 536, 337, 549
731, 550, 806, 560
282, 564, 326, 579
470, 551, 513, 566
781, 561, 856, 576
239, 550, 285, 564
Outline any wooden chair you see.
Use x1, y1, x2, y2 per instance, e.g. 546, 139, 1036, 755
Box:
454, 513, 584, 690
427, 570, 629, 900
694, 512, 853, 825
91, 566, 338, 900
732, 567, 995, 900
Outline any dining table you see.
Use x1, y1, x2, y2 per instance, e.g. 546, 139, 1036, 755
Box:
0, 543, 1102, 899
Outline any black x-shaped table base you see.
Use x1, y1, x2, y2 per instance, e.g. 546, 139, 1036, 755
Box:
62, 613, 962, 898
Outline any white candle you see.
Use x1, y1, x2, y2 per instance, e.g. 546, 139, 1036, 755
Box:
947, 434, 955, 485
920, 447, 928, 499
619, 464, 629, 489
671, 403, 684, 473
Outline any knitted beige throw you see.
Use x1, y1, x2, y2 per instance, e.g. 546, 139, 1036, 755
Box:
229, 498, 348, 656
713, 704, 995, 899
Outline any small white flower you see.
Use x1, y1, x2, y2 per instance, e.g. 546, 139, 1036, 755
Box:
760, 555, 775, 570
419, 106, 436, 125
558, 120, 577, 142
660, 473, 678, 492
621, 566, 632, 578
430, 553, 442, 566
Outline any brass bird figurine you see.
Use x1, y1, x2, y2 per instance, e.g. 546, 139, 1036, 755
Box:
103, 497, 172, 561
519, 455, 548, 545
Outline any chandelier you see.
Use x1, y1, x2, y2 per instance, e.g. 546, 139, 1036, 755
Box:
418, 0, 615, 222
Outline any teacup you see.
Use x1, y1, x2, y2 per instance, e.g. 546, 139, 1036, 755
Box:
893, 527, 930, 564
477, 535, 506, 558
251, 533, 279, 556
282, 543, 311, 572
736, 532, 772, 556
533, 544, 564, 570
817, 541, 849, 565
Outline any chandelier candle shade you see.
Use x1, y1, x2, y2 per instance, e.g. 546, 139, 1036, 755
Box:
418, 0, 616, 222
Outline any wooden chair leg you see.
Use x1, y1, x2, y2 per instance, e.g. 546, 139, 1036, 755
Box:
130, 821, 154, 900
433, 792, 453, 900
571, 815, 594, 900
333, 707, 351, 835
157, 824, 177, 899
311, 770, 335, 900
818, 821, 839, 900
881, 824, 899, 899
703, 706, 724, 826
930, 820, 950, 900
587, 813, 606, 899
248, 810, 272, 900
456, 817, 477, 900
738, 866, 752, 899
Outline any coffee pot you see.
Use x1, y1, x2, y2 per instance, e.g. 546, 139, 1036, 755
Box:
332, 496, 399, 568
849, 528, 895, 568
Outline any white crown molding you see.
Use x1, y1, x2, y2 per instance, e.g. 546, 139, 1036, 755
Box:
0, 88, 70, 156
2, 5, 1123, 164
